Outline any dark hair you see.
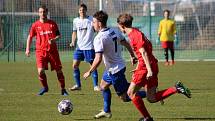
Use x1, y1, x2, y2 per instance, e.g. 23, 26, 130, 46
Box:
39, 5, 48, 12
163, 9, 170, 14
80, 3, 87, 10
93, 11, 108, 26
117, 13, 133, 27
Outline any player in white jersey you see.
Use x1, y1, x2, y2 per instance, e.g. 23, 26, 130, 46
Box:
69, 3, 99, 91
83, 11, 146, 119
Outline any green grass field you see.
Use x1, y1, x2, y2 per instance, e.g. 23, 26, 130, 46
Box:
0, 61, 215, 121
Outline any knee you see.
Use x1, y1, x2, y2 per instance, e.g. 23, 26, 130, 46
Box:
38, 69, 45, 75
147, 97, 157, 103
119, 93, 130, 102
73, 64, 79, 69
100, 84, 108, 91
127, 90, 135, 99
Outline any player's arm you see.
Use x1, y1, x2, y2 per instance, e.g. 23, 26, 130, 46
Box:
25, 35, 33, 57
120, 39, 137, 66
49, 25, 61, 44
70, 31, 77, 47
139, 47, 152, 79
158, 22, 162, 36
26, 24, 36, 57
83, 53, 103, 79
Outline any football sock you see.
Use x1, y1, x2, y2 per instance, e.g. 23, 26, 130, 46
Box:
39, 73, 48, 89
170, 48, 174, 61
91, 70, 98, 87
132, 95, 151, 118
155, 87, 177, 102
73, 68, 81, 87
103, 88, 111, 113
164, 48, 168, 62
57, 72, 65, 89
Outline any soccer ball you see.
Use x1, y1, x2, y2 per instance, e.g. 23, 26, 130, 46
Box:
57, 99, 73, 115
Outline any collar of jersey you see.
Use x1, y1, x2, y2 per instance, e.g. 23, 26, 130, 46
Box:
100, 27, 110, 32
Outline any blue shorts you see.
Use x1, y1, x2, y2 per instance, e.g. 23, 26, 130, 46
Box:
73, 49, 95, 63
102, 67, 130, 96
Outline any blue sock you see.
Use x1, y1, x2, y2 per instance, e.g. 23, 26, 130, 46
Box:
73, 68, 81, 87
137, 90, 146, 98
91, 70, 98, 87
103, 88, 111, 113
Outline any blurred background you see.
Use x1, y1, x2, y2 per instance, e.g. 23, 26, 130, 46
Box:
0, 0, 215, 62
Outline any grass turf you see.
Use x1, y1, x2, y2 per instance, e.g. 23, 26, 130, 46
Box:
0, 61, 215, 121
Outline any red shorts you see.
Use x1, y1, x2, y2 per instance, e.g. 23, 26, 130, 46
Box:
161, 41, 174, 49
36, 50, 62, 71
131, 63, 159, 88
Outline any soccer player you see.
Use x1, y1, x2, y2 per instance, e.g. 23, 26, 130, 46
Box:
117, 13, 191, 121
69, 3, 99, 91
158, 9, 177, 66
25, 5, 69, 96
83, 11, 146, 119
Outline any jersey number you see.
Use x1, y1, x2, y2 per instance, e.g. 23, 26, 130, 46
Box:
112, 37, 117, 52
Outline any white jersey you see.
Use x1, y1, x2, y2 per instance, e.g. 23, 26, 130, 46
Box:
73, 16, 94, 50
94, 27, 126, 74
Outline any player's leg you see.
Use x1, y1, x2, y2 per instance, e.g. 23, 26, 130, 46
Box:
36, 52, 48, 95
170, 47, 175, 65
111, 67, 146, 102
69, 50, 83, 91
37, 68, 48, 95
147, 63, 191, 102
161, 42, 169, 65
84, 50, 99, 91
49, 51, 69, 96
128, 82, 152, 120
164, 48, 169, 65
94, 71, 112, 119
56, 69, 69, 96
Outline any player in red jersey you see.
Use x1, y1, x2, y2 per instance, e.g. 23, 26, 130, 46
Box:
117, 13, 191, 121
25, 5, 68, 96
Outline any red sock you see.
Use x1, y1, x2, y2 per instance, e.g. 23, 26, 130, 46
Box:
39, 73, 48, 88
132, 95, 151, 118
155, 87, 177, 101
57, 72, 65, 89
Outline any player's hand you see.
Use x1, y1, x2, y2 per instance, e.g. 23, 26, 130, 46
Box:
156, 36, 160, 45
69, 42, 75, 47
25, 50, 30, 57
48, 39, 56, 44
83, 71, 91, 79
130, 57, 138, 66
146, 70, 153, 80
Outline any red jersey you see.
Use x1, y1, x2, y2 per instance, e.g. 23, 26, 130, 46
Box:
128, 28, 158, 70
29, 20, 60, 51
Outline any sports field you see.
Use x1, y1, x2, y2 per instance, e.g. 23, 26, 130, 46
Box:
0, 61, 215, 121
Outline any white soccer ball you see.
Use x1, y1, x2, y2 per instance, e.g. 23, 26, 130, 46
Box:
57, 99, 73, 115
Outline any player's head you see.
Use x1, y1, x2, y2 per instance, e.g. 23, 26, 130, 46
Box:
163, 9, 170, 19
93, 11, 108, 32
38, 5, 48, 20
79, 3, 87, 18
117, 13, 133, 33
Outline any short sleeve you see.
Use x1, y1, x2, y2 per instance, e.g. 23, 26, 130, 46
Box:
29, 23, 36, 38
53, 21, 60, 36
114, 28, 125, 42
158, 21, 162, 34
94, 36, 104, 53
72, 18, 77, 31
